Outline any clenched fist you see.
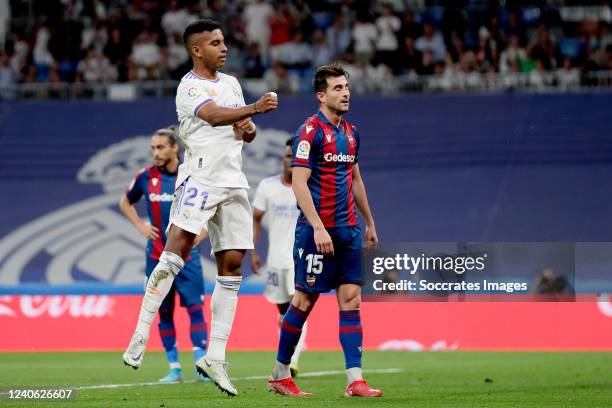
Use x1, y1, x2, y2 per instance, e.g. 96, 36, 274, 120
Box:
254, 92, 279, 114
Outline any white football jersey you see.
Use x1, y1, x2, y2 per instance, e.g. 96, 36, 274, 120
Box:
175, 70, 249, 189
252, 174, 299, 269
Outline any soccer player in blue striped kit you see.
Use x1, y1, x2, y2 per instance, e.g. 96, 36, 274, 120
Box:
268, 63, 382, 397
120, 127, 208, 383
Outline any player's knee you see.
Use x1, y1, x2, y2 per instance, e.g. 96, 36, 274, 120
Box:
339, 290, 361, 310
165, 227, 195, 260
217, 250, 245, 276
292, 291, 318, 312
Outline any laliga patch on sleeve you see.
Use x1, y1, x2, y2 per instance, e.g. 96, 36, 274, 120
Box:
296, 140, 310, 159
187, 86, 199, 98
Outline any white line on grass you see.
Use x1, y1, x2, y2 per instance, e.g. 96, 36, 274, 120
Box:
70, 368, 403, 391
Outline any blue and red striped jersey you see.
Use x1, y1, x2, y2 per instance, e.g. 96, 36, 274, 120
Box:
125, 166, 177, 260
291, 110, 360, 228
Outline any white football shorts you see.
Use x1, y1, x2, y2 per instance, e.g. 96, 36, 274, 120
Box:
169, 176, 254, 253
264, 266, 295, 304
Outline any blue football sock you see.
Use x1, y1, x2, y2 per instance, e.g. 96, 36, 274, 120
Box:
187, 303, 208, 352
159, 307, 178, 364
339, 309, 363, 369
276, 304, 309, 365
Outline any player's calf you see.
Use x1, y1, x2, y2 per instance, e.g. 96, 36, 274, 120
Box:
123, 251, 184, 368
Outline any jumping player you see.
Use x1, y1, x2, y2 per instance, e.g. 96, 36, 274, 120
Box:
268, 63, 382, 397
120, 127, 208, 383
123, 19, 278, 397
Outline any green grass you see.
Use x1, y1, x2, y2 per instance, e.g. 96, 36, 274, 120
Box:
0, 351, 611, 407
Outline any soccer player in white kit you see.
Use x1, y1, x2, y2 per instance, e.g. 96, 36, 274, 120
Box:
250, 138, 306, 377
122, 19, 278, 397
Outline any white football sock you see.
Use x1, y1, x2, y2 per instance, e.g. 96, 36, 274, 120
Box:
134, 251, 184, 340
291, 321, 307, 366
207, 275, 242, 362
347, 367, 363, 385
273, 361, 291, 380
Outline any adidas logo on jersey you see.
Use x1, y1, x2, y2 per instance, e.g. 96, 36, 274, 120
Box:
324, 152, 355, 163
149, 192, 174, 202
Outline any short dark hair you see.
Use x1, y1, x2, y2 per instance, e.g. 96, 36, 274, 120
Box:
313, 62, 349, 93
183, 19, 221, 45
286, 137, 292, 147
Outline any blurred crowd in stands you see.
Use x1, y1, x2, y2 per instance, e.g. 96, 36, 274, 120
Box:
0, 0, 611, 93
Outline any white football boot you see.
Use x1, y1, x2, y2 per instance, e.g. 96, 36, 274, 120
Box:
195, 356, 237, 396
122, 332, 146, 369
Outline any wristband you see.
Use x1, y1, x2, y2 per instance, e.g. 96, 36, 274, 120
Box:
246, 122, 257, 134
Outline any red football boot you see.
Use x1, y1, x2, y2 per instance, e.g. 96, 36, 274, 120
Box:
344, 379, 383, 397
268, 377, 313, 397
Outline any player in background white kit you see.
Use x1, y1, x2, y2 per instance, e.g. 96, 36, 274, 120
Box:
123, 19, 279, 397
250, 138, 306, 377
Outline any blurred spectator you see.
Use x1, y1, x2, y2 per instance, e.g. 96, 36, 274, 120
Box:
503, 10, 527, 46
104, 27, 131, 82
3, 1, 612, 93
0, 0, 10, 49
398, 36, 422, 75
499, 35, 527, 74
33, 25, 55, 81
417, 50, 435, 76
80, 0, 107, 21
291, 0, 314, 38
276, 31, 312, 71
529, 60, 548, 90
244, 42, 265, 79
415, 23, 447, 63
556, 57, 580, 89
533, 267, 573, 296
456, 51, 480, 88
81, 19, 108, 53
165, 31, 190, 79
475, 27, 497, 72
375, 3, 401, 71
531, 25, 559, 70
398, 9, 421, 40
76, 47, 117, 82
0, 51, 15, 90
244, 0, 274, 62
128, 30, 162, 81
161, 0, 197, 36
312, 29, 333, 69
352, 13, 378, 65
264, 60, 299, 93
223, 39, 247, 77
269, 2, 294, 61
326, 14, 352, 60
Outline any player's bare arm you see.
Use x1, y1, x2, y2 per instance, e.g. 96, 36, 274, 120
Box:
196, 92, 278, 127
119, 195, 159, 240
250, 208, 265, 273
292, 167, 334, 256
352, 164, 378, 250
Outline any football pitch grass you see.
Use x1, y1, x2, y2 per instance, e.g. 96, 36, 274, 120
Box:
1, 351, 611, 407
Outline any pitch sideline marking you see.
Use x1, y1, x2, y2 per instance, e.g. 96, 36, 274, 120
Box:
64, 368, 402, 392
